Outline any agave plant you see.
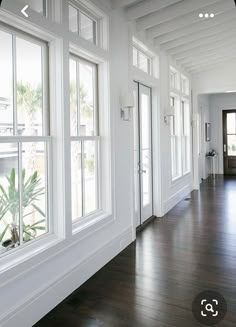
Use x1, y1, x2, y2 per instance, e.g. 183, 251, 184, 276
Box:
0, 168, 46, 247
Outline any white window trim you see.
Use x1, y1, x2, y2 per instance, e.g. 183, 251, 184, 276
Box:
69, 46, 112, 233
170, 68, 191, 183
69, 0, 109, 50
0, 11, 67, 269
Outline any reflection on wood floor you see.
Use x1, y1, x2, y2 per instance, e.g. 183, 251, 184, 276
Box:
36, 176, 236, 327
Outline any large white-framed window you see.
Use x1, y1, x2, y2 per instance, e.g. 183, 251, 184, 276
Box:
0, 25, 51, 255
69, 54, 101, 222
169, 66, 191, 181
69, 2, 98, 45
181, 99, 191, 175
170, 95, 182, 180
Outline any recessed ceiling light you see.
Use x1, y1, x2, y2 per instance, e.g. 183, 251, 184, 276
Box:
205, 13, 209, 18
210, 13, 215, 18
199, 13, 204, 18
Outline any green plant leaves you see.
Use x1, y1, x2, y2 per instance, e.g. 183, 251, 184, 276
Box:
0, 168, 46, 245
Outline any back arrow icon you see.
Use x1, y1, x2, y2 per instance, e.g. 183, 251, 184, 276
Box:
21, 5, 29, 17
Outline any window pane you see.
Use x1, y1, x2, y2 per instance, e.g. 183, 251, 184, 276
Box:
141, 93, 151, 149
80, 12, 96, 44
71, 142, 82, 221
227, 135, 236, 156
16, 37, 43, 136
0, 30, 13, 136
79, 61, 96, 136
69, 5, 78, 34
227, 113, 236, 134
70, 59, 78, 136
0, 144, 19, 253
21, 142, 48, 242
22, 0, 45, 15
142, 149, 151, 207
133, 47, 138, 67
139, 52, 149, 73
84, 141, 98, 216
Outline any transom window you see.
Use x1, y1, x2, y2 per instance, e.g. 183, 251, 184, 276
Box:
133, 46, 152, 75
70, 55, 100, 221
21, 0, 47, 16
0, 26, 50, 254
69, 4, 97, 44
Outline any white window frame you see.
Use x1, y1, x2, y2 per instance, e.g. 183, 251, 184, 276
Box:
69, 0, 101, 46
132, 44, 154, 76
69, 53, 103, 225
181, 99, 191, 175
0, 23, 53, 255
170, 67, 191, 181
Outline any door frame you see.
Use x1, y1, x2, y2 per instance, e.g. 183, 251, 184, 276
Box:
133, 80, 154, 227
223, 109, 236, 175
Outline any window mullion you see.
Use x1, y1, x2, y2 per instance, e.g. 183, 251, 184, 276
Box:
18, 142, 24, 246
76, 60, 80, 136
81, 140, 85, 217
12, 34, 17, 136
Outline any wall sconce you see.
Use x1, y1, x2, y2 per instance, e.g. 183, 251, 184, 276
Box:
164, 105, 175, 125
120, 92, 135, 121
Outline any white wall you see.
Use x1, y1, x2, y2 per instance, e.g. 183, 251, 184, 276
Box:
0, 1, 194, 326
209, 93, 236, 174
160, 54, 193, 214
192, 60, 236, 188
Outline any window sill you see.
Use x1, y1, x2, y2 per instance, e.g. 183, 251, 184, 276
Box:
171, 172, 191, 185
0, 233, 63, 277
72, 210, 113, 236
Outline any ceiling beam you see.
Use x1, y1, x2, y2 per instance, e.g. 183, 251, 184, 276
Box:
136, 0, 221, 31
147, 0, 235, 39
180, 45, 236, 67
167, 29, 236, 56
188, 55, 236, 73
156, 19, 236, 50
126, 0, 182, 21
112, 0, 142, 9
174, 39, 236, 61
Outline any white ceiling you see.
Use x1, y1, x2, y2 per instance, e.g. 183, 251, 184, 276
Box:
112, 0, 236, 74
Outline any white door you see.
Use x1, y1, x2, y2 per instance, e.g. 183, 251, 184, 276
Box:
133, 82, 153, 227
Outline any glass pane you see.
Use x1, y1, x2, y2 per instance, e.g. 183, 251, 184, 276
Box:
139, 52, 149, 73
183, 102, 190, 136
141, 93, 151, 150
71, 142, 82, 221
227, 135, 236, 156
0, 30, 13, 136
22, 0, 44, 15
142, 149, 150, 207
21, 142, 47, 242
80, 12, 96, 44
69, 5, 78, 34
84, 141, 98, 216
79, 61, 96, 136
0, 143, 19, 254
16, 37, 43, 136
227, 113, 236, 134
70, 59, 78, 136
133, 48, 138, 67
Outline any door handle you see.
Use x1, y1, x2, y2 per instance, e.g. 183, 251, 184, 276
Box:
224, 144, 227, 153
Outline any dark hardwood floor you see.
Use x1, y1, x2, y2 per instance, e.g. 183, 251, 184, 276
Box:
35, 176, 236, 327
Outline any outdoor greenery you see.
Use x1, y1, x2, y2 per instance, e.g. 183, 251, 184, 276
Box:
0, 168, 46, 248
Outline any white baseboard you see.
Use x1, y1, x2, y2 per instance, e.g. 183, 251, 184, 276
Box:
1, 227, 133, 327
164, 185, 192, 214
